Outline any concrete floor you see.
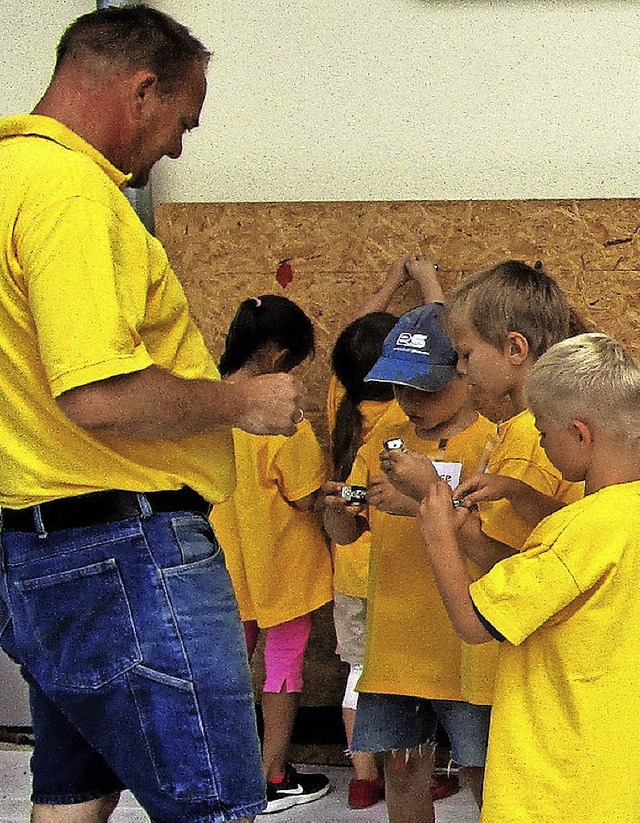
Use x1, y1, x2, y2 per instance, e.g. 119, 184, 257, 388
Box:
0, 749, 479, 822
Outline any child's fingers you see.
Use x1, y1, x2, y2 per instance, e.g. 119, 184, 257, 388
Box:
453, 474, 483, 498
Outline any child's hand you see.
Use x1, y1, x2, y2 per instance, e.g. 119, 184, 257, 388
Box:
403, 252, 444, 303
386, 257, 411, 288
367, 475, 419, 516
380, 447, 439, 501
321, 481, 366, 516
453, 473, 522, 507
417, 479, 464, 545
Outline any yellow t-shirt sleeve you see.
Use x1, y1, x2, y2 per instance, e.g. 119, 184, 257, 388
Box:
347, 450, 370, 489
271, 420, 328, 502
23, 197, 154, 396
470, 541, 580, 645
471, 499, 618, 646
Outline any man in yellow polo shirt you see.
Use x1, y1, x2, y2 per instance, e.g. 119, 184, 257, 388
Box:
0, 7, 302, 823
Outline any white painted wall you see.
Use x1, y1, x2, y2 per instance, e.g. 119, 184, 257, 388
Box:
1, 0, 639, 203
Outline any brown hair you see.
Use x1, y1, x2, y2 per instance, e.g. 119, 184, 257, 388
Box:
55, 4, 210, 93
444, 260, 570, 358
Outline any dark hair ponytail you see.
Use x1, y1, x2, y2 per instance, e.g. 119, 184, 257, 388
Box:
219, 295, 315, 377
331, 312, 397, 480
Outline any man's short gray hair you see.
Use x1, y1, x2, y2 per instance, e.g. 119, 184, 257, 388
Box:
55, 4, 210, 93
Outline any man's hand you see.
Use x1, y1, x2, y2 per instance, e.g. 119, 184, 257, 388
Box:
380, 447, 440, 501
231, 373, 303, 436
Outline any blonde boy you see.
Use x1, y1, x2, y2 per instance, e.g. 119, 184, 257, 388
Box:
416, 333, 640, 822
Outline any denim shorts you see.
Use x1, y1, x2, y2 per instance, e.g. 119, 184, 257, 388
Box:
0, 505, 266, 822
351, 691, 491, 768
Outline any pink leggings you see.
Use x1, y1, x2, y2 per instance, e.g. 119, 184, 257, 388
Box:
244, 613, 313, 694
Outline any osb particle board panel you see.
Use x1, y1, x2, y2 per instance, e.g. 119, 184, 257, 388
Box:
156, 198, 640, 442
155, 199, 639, 707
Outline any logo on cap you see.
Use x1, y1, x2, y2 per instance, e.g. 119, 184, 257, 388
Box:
397, 332, 429, 350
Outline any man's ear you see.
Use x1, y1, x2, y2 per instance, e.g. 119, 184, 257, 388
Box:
504, 331, 529, 364
570, 418, 593, 446
129, 71, 158, 116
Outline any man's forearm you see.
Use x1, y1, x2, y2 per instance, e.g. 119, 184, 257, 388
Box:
57, 366, 298, 440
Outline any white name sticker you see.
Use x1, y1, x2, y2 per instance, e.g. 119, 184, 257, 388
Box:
432, 461, 462, 490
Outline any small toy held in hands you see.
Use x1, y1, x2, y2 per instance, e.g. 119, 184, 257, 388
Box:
340, 485, 368, 504
383, 437, 405, 451
451, 498, 466, 509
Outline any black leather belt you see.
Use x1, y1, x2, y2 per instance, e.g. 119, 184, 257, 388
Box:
0, 487, 211, 533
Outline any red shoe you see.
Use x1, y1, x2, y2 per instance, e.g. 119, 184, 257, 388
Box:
430, 772, 460, 801
348, 776, 385, 809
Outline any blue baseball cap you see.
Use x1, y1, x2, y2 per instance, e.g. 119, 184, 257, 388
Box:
364, 303, 458, 392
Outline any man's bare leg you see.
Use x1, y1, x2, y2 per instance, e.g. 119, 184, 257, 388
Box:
31, 793, 120, 823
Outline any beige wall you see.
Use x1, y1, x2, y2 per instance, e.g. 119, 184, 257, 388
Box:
2, 1, 639, 203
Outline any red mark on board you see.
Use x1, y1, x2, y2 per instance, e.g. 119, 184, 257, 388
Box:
276, 259, 294, 288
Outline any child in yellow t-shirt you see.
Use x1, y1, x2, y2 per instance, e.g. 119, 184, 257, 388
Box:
446, 260, 584, 566
384, 260, 583, 570
211, 295, 333, 814
417, 333, 640, 822
324, 303, 497, 823
327, 313, 403, 810
327, 252, 444, 810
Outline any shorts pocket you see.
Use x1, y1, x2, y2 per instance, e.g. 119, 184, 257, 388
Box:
127, 664, 218, 800
169, 513, 221, 566
16, 559, 141, 690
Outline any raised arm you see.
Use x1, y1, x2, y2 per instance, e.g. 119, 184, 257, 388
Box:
353, 251, 443, 320
354, 257, 409, 319
403, 253, 444, 304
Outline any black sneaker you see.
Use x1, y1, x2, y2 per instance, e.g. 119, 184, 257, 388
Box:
260, 763, 331, 814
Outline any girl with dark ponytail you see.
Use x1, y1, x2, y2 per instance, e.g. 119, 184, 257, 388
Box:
212, 295, 333, 812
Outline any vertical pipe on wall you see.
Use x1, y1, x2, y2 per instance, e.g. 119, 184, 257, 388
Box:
97, 0, 155, 235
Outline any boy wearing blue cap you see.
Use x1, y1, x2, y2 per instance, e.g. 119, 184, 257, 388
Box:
324, 303, 497, 823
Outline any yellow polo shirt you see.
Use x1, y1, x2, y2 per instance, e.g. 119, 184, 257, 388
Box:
0, 115, 234, 507
353, 414, 498, 702
472, 481, 640, 822
211, 419, 333, 627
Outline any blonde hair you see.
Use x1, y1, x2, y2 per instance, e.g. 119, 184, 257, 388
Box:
526, 333, 640, 445
444, 260, 570, 357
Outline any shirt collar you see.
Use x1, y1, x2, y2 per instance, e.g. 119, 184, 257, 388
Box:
0, 114, 133, 189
